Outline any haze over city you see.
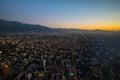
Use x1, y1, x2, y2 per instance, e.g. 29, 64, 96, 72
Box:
0, 0, 120, 31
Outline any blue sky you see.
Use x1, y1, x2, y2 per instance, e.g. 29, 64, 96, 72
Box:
0, 0, 120, 30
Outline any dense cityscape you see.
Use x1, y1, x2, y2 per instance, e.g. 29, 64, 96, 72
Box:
0, 32, 119, 80
0, 0, 120, 80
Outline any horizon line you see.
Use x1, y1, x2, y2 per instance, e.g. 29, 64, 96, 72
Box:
0, 18, 120, 32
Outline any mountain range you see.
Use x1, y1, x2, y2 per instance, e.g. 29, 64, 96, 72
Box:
0, 19, 115, 34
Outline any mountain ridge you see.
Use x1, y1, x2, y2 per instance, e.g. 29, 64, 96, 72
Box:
0, 19, 118, 34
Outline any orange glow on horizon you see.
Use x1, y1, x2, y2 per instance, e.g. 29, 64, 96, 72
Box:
58, 24, 120, 31
51, 22, 120, 31
80, 26, 120, 31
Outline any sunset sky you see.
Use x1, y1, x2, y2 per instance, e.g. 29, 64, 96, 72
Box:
0, 0, 120, 30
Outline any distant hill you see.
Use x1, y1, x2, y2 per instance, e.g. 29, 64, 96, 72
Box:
0, 19, 85, 34
0, 19, 115, 34
0, 19, 57, 34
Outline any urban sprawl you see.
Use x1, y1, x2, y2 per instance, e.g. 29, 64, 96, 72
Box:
0, 33, 120, 80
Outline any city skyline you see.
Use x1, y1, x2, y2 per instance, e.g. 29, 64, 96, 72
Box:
0, 0, 120, 31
